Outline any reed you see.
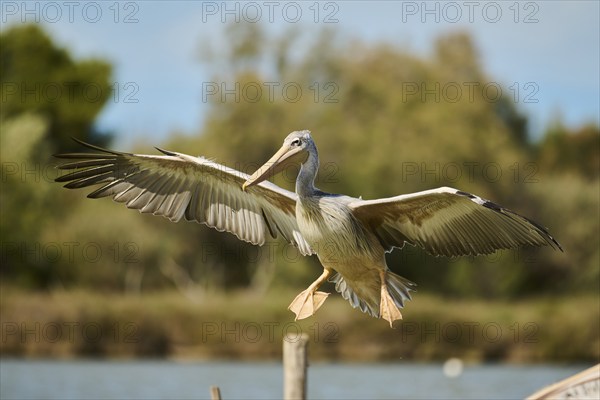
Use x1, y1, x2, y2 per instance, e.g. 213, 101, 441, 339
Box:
1, 287, 597, 363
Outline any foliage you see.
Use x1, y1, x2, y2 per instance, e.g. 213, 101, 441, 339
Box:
1, 114, 53, 286
537, 121, 600, 179
1, 25, 113, 287
0, 24, 113, 155
2, 287, 598, 363
1, 23, 598, 301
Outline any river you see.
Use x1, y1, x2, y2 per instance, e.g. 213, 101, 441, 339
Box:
0, 359, 588, 399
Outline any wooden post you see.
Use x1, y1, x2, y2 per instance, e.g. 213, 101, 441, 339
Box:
209, 385, 222, 400
283, 333, 309, 400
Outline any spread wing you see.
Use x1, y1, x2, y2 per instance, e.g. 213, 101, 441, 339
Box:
349, 186, 562, 257
55, 139, 314, 256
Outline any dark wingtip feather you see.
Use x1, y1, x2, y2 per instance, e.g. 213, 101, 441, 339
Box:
480, 201, 564, 252
155, 147, 177, 156
56, 159, 115, 170
53, 137, 128, 159
544, 232, 564, 252
456, 189, 563, 252
54, 139, 129, 185
55, 165, 114, 183
70, 137, 126, 155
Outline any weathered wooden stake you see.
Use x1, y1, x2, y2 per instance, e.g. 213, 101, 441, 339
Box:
283, 333, 309, 400
209, 385, 222, 400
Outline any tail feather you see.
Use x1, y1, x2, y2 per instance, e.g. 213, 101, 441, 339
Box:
329, 273, 378, 317
329, 270, 416, 318
386, 271, 417, 309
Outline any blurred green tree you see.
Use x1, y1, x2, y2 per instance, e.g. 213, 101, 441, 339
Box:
1, 24, 113, 288
537, 121, 600, 179
0, 24, 113, 155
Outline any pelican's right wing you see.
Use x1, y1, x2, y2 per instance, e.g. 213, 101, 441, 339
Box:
55, 140, 314, 256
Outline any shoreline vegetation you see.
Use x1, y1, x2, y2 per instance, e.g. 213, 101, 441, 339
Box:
1, 288, 597, 363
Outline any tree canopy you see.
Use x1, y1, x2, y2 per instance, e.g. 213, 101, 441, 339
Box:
1, 23, 598, 298
1, 24, 113, 154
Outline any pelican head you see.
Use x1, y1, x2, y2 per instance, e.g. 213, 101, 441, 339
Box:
242, 130, 313, 191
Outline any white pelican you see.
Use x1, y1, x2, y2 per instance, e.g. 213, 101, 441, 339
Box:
55, 130, 562, 326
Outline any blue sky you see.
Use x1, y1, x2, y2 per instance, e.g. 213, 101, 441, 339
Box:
2, 1, 599, 146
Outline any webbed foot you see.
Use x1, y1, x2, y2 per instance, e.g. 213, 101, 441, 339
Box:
380, 271, 403, 327
288, 290, 329, 320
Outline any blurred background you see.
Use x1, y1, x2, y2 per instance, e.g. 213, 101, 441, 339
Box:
1, 1, 598, 399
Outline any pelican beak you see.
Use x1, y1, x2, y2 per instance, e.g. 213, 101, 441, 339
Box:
243, 144, 307, 191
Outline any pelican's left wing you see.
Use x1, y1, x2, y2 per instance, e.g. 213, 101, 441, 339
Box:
349, 186, 562, 257
55, 139, 314, 256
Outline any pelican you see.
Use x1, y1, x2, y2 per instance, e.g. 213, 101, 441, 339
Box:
55, 130, 562, 327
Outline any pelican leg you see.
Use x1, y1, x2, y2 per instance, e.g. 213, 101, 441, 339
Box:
379, 270, 403, 328
288, 268, 332, 320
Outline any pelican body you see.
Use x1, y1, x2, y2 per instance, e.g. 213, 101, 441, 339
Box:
55, 130, 562, 327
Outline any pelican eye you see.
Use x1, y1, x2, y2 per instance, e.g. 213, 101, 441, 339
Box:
291, 138, 301, 146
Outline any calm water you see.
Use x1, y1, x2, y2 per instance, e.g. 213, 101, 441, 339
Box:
0, 359, 588, 400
